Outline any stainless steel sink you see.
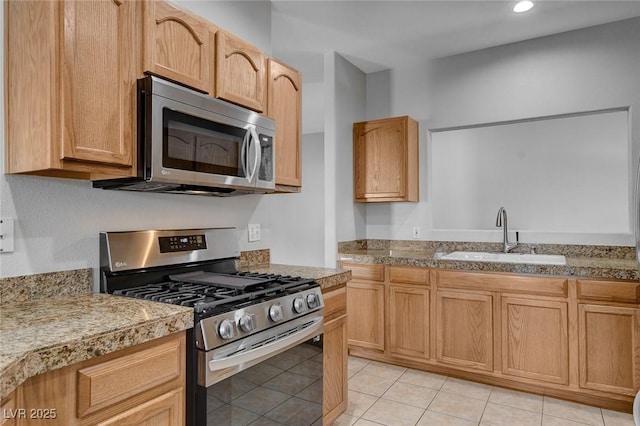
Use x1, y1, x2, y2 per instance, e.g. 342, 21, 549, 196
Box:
439, 251, 566, 265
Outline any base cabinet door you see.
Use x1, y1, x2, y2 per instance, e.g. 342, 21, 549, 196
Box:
323, 314, 348, 425
389, 284, 430, 360
501, 297, 569, 384
347, 282, 385, 351
579, 304, 640, 396
436, 290, 493, 371
96, 388, 183, 426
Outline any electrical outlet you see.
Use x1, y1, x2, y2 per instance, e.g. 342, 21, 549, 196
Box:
248, 224, 261, 242
0, 218, 15, 253
412, 226, 420, 239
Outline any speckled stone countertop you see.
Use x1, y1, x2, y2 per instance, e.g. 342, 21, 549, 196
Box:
0, 269, 193, 401
240, 264, 351, 291
237, 249, 351, 290
338, 240, 639, 281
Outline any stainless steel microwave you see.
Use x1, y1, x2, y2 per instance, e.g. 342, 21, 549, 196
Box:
93, 75, 275, 196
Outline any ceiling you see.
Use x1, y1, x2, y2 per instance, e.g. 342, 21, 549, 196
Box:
270, 1, 640, 83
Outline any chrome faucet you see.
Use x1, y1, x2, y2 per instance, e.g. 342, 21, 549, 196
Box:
496, 207, 518, 253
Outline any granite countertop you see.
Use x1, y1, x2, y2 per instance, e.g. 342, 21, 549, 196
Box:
239, 263, 352, 291
0, 270, 193, 401
338, 248, 639, 281
0, 260, 348, 401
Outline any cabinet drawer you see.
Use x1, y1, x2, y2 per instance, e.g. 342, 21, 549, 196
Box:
323, 285, 347, 322
389, 266, 429, 286
342, 263, 385, 282
436, 270, 567, 297
77, 337, 183, 417
577, 280, 640, 304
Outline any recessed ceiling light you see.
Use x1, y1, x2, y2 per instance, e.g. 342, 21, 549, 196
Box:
513, 0, 534, 13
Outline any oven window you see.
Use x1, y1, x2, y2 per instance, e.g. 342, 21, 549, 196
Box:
163, 108, 248, 177
203, 340, 323, 425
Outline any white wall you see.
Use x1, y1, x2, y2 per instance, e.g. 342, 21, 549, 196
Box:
177, 1, 272, 54
323, 52, 367, 267
263, 133, 325, 267
365, 18, 640, 246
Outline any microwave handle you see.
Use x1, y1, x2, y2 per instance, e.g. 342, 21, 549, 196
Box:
240, 129, 250, 179
247, 126, 261, 183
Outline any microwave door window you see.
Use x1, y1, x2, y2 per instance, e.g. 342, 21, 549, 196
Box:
195, 133, 241, 176
167, 128, 196, 164
163, 109, 247, 178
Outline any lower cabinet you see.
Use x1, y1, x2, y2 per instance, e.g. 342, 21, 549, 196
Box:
5, 332, 185, 426
578, 303, 640, 396
346, 281, 385, 352
322, 286, 348, 425
436, 290, 493, 371
501, 297, 569, 384
388, 284, 430, 360
340, 262, 640, 412
0, 391, 17, 426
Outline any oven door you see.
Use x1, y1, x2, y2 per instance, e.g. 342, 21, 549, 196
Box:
196, 316, 323, 426
146, 77, 275, 192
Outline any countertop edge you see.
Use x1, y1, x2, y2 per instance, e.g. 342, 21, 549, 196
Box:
0, 306, 193, 401
338, 252, 639, 281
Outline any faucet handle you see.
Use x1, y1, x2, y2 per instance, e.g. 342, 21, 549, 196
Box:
515, 231, 519, 243
529, 245, 537, 255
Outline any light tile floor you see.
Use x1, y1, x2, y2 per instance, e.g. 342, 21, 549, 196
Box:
334, 356, 636, 426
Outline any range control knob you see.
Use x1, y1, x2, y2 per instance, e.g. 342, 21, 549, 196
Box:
218, 319, 235, 340
293, 297, 306, 313
238, 314, 256, 333
307, 293, 321, 309
269, 304, 284, 322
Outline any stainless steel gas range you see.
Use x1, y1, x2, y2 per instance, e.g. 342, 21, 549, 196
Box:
99, 228, 324, 426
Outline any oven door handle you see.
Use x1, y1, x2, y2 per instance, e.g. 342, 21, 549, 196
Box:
208, 317, 323, 372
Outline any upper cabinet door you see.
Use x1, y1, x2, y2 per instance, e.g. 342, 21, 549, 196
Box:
143, 0, 211, 93
215, 31, 266, 112
268, 59, 302, 187
61, 0, 138, 167
353, 116, 419, 202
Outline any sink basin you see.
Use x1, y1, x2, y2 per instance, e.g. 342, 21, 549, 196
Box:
439, 251, 566, 265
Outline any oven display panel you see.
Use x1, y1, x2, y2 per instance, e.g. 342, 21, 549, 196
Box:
159, 235, 207, 253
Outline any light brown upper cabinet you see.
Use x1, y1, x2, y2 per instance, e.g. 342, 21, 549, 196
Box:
143, 1, 212, 93
5, 0, 140, 179
353, 116, 419, 202
215, 31, 267, 113
267, 59, 302, 188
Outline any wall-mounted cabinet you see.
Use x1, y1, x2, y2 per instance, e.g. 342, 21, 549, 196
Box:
215, 31, 267, 113
353, 116, 419, 202
143, 0, 212, 93
268, 59, 302, 189
5, 0, 139, 179
6, 0, 303, 189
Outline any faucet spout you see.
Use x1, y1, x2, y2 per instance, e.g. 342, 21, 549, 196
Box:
496, 207, 518, 253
